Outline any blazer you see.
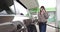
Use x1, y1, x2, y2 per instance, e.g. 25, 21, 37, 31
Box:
38, 12, 49, 23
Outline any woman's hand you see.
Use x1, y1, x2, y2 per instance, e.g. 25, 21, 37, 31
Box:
41, 11, 44, 15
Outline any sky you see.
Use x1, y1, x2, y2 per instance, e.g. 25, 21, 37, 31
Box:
37, 0, 56, 8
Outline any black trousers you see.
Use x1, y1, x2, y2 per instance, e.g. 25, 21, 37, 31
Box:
39, 22, 47, 32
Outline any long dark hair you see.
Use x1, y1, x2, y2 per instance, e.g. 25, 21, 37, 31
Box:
40, 6, 46, 14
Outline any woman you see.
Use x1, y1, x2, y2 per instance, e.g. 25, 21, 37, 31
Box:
38, 6, 49, 32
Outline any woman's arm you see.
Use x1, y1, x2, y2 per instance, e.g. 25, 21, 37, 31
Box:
44, 12, 49, 19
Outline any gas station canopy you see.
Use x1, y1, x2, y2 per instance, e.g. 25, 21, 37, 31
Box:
19, 0, 39, 9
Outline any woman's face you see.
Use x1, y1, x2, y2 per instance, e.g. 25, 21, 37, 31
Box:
40, 8, 45, 12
